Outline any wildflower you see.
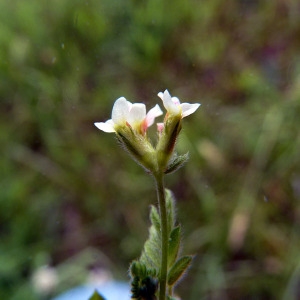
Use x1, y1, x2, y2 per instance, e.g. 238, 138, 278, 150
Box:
156, 90, 201, 171
94, 91, 200, 174
94, 97, 162, 135
157, 90, 200, 118
94, 96, 163, 172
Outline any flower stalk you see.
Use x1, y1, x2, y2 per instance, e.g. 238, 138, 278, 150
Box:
154, 172, 168, 300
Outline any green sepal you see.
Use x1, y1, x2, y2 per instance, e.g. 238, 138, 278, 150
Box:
116, 131, 141, 161
156, 116, 182, 170
167, 255, 193, 286
88, 290, 106, 300
168, 226, 181, 267
163, 116, 182, 155
150, 205, 161, 233
164, 152, 189, 174
115, 128, 156, 173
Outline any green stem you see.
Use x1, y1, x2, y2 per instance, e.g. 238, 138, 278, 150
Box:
154, 172, 168, 300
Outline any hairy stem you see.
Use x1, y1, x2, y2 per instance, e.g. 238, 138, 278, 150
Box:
154, 172, 168, 300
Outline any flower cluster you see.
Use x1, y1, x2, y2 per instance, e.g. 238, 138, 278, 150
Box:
95, 97, 163, 135
95, 90, 200, 174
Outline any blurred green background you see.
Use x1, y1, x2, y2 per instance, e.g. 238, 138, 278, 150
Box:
1, 0, 300, 299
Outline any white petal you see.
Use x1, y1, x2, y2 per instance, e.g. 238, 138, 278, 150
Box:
181, 103, 201, 118
158, 90, 180, 115
157, 92, 164, 99
145, 104, 163, 127
94, 120, 115, 133
111, 97, 132, 125
171, 97, 180, 105
127, 103, 146, 127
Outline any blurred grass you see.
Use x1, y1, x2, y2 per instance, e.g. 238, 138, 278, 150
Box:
1, 0, 300, 299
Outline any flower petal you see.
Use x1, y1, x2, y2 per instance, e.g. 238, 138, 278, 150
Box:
171, 96, 180, 105
157, 92, 164, 99
111, 97, 132, 125
158, 90, 181, 115
145, 104, 163, 127
94, 120, 115, 133
181, 103, 201, 118
127, 103, 146, 127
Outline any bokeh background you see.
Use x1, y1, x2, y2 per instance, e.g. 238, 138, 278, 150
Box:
1, 0, 300, 299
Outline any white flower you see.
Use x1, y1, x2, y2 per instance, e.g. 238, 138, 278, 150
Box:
94, 97, 163, 134
157, 90, 200, 118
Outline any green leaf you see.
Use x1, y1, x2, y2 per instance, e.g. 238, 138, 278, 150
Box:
150, 205, 161, 232
143, 239, 161, 269
168, 226, 181, 267
140, 226, 161, 270
165, 189, 176, 233
167, 255, 193, 286
164, 152, 189, 174
88, 290, 106, 300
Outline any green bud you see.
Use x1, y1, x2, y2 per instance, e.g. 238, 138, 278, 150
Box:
130, 261, 158, 300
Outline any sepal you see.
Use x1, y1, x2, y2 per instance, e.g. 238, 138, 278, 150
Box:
156, 115, 182, 170
115, 126, 156, 172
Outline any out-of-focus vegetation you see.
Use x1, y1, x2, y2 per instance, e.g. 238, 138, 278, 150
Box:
1, 0, 300, 299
